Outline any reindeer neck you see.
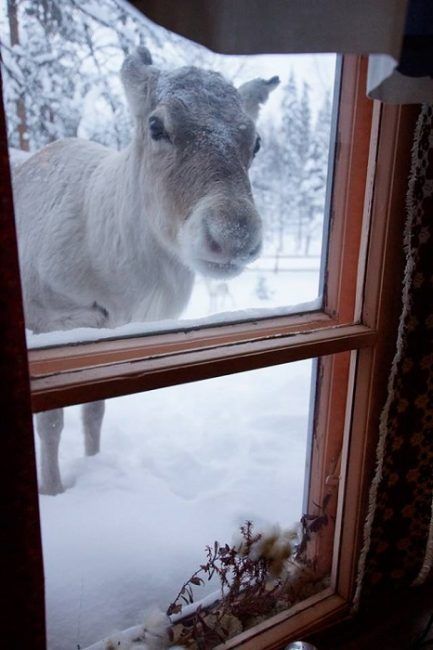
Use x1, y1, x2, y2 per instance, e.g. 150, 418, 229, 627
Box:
87, 141, 193, 320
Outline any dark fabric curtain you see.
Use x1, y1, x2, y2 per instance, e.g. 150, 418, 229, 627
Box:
0, 69, 46, 647
131, 1, 433, 103
129, 1, 406, 57
368, 0, 433, 102
398, 0, 433, 77
360, 105, 433, 592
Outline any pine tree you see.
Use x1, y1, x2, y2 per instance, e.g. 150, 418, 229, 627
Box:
250, 120, 285, 255
295, 82, 313, 253
302, 91, 332, 255
275, 72, 315, 256
279, 71, 302, 255
1, 0, 213, 151
6, 0, 29, 150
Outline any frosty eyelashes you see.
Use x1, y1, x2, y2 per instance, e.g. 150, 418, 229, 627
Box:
149, 115, 171, 142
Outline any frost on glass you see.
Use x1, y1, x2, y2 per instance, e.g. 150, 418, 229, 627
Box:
36, 361, 320, 649
0, 0, 337, 347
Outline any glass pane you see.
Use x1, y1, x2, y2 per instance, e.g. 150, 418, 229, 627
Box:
36, 360, 322, 648
1, 1, 337, 347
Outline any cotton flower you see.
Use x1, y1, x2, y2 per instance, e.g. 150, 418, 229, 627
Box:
238, 523, 298, 578
142, 608, 171, 649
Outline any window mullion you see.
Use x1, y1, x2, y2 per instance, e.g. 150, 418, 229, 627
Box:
31, 323, 375, 411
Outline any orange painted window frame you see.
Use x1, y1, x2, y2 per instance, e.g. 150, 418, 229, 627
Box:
2, 52, 418, 647
29, 56, 373, 414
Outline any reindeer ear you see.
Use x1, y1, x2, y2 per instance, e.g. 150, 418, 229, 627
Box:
238, 76, 280, 122
121, 47, 159, 118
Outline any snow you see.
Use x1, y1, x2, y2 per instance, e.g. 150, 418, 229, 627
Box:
26, 228, 321, 650
34, 254, 320, 650
27, 255, 323, 348
38, 356, 313, 650
27, 300, 321, 348
34, 264, 319, 650
32, 252, 321, 650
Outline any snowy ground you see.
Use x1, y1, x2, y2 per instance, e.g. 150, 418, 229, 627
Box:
37, 262, 319, 650
183, 254, 322, 319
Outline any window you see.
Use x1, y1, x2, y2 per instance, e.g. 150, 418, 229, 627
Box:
2, 0, 337, 348
40, 361, 315, 647
1, 6, 418, 647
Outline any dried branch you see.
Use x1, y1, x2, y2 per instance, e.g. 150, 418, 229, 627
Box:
167, 505, 331, 647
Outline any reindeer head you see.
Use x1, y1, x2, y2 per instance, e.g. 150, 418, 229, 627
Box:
121, 47, 279, 279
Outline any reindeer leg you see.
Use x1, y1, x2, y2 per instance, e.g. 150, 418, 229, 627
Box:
36, 409, 64, 495
82, 400, 105, 456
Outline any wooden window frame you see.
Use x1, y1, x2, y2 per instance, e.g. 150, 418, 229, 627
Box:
2, 51, 418, 648
29, 56, 374, 413
216, 85, 418, 650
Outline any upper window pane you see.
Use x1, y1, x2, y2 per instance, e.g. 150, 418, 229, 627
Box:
0, 1, 337, 347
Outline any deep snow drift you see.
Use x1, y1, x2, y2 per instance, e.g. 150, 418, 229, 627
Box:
38, 357, 313, 649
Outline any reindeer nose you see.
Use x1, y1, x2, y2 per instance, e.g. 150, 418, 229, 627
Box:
206, 229, 223, 255
204, 214, 262, 262
248, 241, 262, 259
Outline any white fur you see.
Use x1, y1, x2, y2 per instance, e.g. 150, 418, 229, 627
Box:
13, 139, 193, 332
12, 49, 279, 494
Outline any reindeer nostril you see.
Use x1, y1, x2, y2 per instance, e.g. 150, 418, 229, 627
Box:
203, 215, 261, 260
208, 234, 222, 254
249, 242, 262, 259
204, 223, 223, 255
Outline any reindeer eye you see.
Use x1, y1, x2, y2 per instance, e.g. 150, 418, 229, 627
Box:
253, 135, 261, 156
149, 116, 170, 142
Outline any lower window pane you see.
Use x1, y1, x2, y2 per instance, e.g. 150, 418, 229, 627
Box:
37, 360, 319, 649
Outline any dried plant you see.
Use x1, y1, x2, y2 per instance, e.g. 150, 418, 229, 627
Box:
296, 492, 333, 561
167, 506, 331, 649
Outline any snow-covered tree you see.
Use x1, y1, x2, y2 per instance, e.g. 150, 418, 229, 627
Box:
295, 82, 313, 252
0, 0, 206, 151
250, 120, 285, 251
279, 71, 303, 251
301, 92, 332, 255
4, 0, 29, 149
260, 73, 314, 259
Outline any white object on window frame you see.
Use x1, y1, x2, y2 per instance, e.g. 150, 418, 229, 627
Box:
367, 53, 433, 104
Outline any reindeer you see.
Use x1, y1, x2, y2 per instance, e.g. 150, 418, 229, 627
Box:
12, 48, 279, 495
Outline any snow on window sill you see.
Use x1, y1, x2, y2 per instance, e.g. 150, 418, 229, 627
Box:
26, 297, 322, 349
